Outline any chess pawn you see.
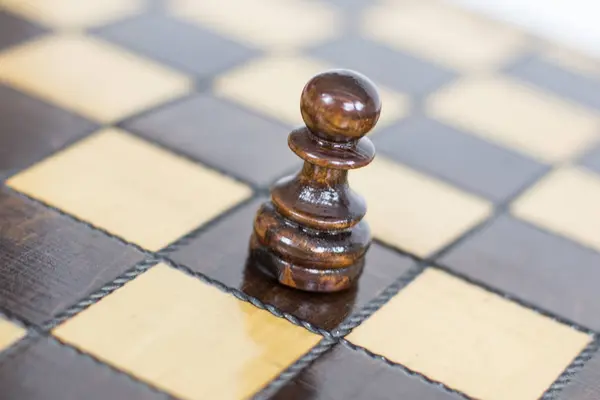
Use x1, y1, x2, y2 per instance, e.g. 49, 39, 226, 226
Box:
249, 69, 380, 292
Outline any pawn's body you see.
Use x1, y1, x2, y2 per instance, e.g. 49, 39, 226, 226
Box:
249, 69, 381, 292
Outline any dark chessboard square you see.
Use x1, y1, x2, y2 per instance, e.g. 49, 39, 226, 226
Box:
122, 93, 300, 187
506, 54, 600, 110
309, 36, 457, 96
93, 13, 260, 77
0, 11, 48, 51
0, 187, 145, 326
320, 0, 373, 13
580, 143, 600, 176
0, 84, 98, 180
440, 214, 600, 331
373, 116, 549, 202
557, 348, 600, 400
169, 196, 415, 332
0, 336, 167, 400
269, 343, 463, 400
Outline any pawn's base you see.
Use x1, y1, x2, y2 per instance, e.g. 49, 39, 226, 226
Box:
249, 234, 365, 293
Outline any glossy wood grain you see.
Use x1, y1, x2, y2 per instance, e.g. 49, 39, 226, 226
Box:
0, 187, 145, 325
250, 69, 380, 292
170, 197, 415, 331
299, 69, 381, 142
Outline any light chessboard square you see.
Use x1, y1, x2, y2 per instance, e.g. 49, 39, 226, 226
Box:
0, 317, 26, 353
52, 263, 321, 400
1, 0, 145, 30
542, 43, 600, 78
426, 75, 600, 163
169, 0, 341, 51
349, 155, 492, 257
362, 2, 525, 72
511, 165, 600, 253
347, 268, 592, 400
6, 128, 252, 251
213, 54, 410, 132
0, 33, 191, 123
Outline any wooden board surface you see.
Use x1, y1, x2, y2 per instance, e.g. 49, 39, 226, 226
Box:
1, 0, 600, 399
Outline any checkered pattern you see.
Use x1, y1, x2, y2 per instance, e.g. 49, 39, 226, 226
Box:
1, 0, 600, 399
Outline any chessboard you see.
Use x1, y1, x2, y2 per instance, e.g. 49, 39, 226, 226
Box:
1, 0, 600, 399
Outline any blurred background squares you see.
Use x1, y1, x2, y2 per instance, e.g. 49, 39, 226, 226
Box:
426, 75, 600, 163
0, 34, 192, 123
373, 115, 549, 202
0, 11, 48, 50
506, 54, 600, 111
213, 54, 410, 133
169, 0, 342, 51
309, 35, 457, 97
1, 0, 145, 30
93, 13, 260, 77
362, 1, 526, 72
510, 165, 600, 253
579, 142, 600, 175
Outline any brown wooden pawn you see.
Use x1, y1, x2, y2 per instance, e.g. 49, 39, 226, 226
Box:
249, 69, 380, 293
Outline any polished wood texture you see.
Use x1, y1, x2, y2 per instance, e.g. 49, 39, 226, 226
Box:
170, 196, 416, 331
53, 263, 321, 400
249, 69, 381, 292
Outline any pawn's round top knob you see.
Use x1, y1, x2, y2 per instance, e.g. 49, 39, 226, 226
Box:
300, 69, 381, 143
